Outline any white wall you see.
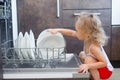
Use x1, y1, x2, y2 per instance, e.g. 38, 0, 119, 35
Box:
112, 0, 120, 25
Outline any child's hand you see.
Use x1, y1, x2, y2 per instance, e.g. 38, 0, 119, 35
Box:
78, 64, 88, 74
47, 29, 58, 34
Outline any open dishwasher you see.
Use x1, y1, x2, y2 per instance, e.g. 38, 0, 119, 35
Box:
1, 30, 89, 79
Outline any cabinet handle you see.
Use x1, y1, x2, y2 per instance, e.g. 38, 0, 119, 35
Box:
74, 13, 101, 16
57, 0, 60, 18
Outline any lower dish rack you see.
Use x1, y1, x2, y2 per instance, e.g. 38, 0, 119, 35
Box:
1, 40, 81, 68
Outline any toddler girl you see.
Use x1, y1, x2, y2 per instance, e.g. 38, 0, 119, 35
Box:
48, 12, 113, 80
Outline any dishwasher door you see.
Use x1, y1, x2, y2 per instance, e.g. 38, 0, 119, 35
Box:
1, 41, 90, 79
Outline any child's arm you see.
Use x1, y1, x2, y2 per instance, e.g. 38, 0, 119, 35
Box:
48, 28, 77, 37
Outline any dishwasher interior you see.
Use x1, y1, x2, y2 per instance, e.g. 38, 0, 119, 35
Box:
1, 40, 81, 69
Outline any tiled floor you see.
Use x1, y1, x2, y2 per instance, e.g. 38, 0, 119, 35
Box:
109, 68, 120, 80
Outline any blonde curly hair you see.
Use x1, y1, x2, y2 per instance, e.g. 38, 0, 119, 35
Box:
75, 12, 108, 46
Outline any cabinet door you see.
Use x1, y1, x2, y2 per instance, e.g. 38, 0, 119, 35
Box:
63, 0, 111, 9
17, 0, 63, 39
111, 27, 120, 60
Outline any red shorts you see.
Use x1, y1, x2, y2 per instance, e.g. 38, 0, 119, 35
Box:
98, 67, 112, 79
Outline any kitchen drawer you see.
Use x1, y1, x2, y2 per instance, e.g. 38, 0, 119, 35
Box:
63, 0, 111, 9
62, 9, 111, 27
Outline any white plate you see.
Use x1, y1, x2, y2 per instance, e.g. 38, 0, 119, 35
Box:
14, 32, 24, 61
37, 29, 66, 59
29, 30, 36, 60
21, 32, 30, 60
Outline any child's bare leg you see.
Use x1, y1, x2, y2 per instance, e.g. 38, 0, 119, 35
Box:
89, 68, 100, 80
84, 56, 100, 80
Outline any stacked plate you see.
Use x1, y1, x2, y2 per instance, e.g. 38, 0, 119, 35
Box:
14, 30, 36, 61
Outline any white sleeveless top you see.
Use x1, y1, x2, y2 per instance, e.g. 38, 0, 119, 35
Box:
100, 46, 114, 71
83, 45, 114, 71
